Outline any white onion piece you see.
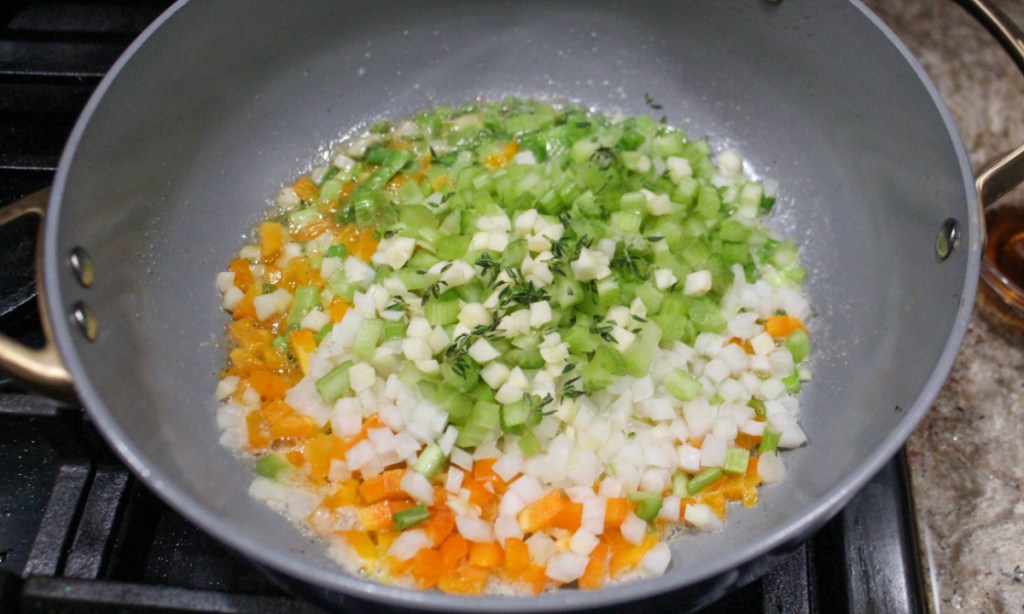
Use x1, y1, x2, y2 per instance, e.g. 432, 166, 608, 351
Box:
388, 529, 431, 561
400, 470, 435, 505
455, 515, 494, 543
640, 543, 672, 576
545, 552, 589, 582
620, 511, 647, 545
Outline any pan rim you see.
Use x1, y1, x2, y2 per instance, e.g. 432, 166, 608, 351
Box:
42, 0, 980, 610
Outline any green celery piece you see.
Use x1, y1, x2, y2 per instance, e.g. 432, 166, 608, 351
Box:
287, 286, 320, 326
627, 491, 664, 521
759, 427, 782, 454
413, 443, 447, 478
255, 454, 293, 481
664, 368, 701, 401
392, 504, 430, 530
786, 329, 811, 364
316, 361, 353, 402
687, 467, 724, 495
723, 448, 751, 475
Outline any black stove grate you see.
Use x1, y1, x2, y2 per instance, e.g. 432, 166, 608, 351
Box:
0, 2, 926, 612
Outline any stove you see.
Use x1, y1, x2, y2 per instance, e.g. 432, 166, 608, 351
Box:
0, 2, 927, 612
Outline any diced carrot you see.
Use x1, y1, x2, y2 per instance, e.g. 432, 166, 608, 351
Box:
727, 336, 754, 354
284, 450, 305, 468
484, 141, 518, 171
550, 501, 583, 532
228, 258, 255, 292
503, 537, 530, 579
289, 329, 317, 376
468, 541, 504, 569
579, 542, 610, 590
472, 458, 509, 494
342, 530, 376, 560
386, 174, 409, 192
280, 256, 324, 290
411, 547, 444, 588
460, 474, 496, 510
258, 221, 288, 260
412, 153, 432, 181
294, 220, 329, 243
245, 411, 270, 449
304, 433, 346, 483
328, 299, 349, 323
701, 491, 727, 519
323, 479, 361, 508
359, 499, 414, 531
264, 399, 318, 441
248, 369, 291, 400
734, 432, 761, 450
440, 533, 469, 568
519, 564, 549, 595
604, 497, 629, 529
230, 285, 261, 321
742, 457, 761, 508
438, 563, 489, 595
387, 141, 413, 150
606, 530, 658, 578
765, 314, 805, 338
518, 489, 569, 533
358, 469, 407, 504
420, 507, 455, 545
292, 176, 319, 202
431, 175, 450, 191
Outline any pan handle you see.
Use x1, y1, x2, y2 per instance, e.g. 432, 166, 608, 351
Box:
956, 0, 1024, 208
0, 189, 76, 402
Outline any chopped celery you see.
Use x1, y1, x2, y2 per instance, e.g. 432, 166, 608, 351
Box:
413, 443, 447, 477
255, 454, 293, 481
287, 286, 320, 326
786, 329, 811, 364
455, 400, 499, 448
664, 369, 701, 401
352, 318, 385, 359
500, 400, 531, 434
392, 504, 430, 530
424, 298, 459, 326
760, 427, 782, 454
316, 361, 353, 402
687, 467, 724, 495
627, 491, 664, 521
672, 471, 688, 497
723, 448, 751, 475
518, 431, 541, 458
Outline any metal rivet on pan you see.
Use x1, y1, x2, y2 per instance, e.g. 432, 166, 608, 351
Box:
71, 302, 98, 342
68, 247, 94, 288
935, 218, 960, 260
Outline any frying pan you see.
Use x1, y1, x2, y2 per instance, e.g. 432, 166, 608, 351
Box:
2, 0, 1023, 611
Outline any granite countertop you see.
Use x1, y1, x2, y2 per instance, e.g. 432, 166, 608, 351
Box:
861, 0, 1024, 611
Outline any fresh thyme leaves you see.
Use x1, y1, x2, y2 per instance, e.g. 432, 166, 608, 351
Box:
385, 297, 408, 312
589, 316, 616, 344
475, 252, 502, 286
644, 92, 664, 110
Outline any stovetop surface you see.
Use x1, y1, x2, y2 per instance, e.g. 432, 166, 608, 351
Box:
0, 2, 926, 612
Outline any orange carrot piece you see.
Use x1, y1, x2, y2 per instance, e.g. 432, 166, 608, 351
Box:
304, 433, 346, 483
323, 480, 361, 508
438, 563, 489, 595
294, 220, 329, 243
264, 399, 318, 441
503, 537, 530, 579
288, 329, 317, 376
604, 497, 629, 529
420, 507, 455, 546
358, 469, 407, 504
472, 458, 509, 494
765, 314, 805, 338
519, 564, 549, 595
342, 530, 376, 560
440, 533, 469, 568
248, 369, 291, 400
484, 141, 519, 170
284, 449, 305, 468
518, 489, 569, 533
228, 258, 255, 292
468, 541, 504, 569
701, 491, 727, 519
411, 547, 444, 588
550, 501, 583, 532
359, 499, 414, 531
460, 474, 496, 510
607, 531, 658, 578
230, 285, 261, 321
328, 299, 349, 323
258, 221, 288, 260
292, 176, 319, 202
579, 542, 610, 590
734, 432, 761, 450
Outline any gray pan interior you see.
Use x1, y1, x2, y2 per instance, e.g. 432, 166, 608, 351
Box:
45, 0, 978, 611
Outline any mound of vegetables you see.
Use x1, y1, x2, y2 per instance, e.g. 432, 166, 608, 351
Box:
214, 98, 812, 595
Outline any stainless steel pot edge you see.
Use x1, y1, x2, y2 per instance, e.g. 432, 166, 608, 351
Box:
34, 1, 998, 612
